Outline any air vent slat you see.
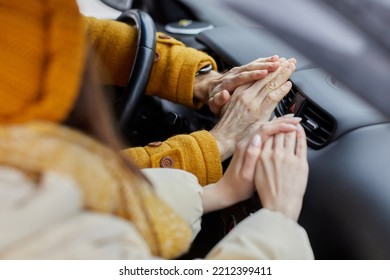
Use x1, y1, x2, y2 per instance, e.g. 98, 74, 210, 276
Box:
275, 88, 295, 116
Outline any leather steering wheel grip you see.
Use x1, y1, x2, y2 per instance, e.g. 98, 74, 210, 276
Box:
116, 9, 156, 135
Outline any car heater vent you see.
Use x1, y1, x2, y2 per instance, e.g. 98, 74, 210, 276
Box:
301, 102, 334, 149
275, 84, 335, 149
276, 85, 297, 115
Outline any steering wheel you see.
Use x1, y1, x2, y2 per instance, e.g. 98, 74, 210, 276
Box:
116, 9, 156, 136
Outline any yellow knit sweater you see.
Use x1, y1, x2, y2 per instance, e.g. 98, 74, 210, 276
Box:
84, 17, 222, 185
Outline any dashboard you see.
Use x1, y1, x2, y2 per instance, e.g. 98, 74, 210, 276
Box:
195, 26, 390, 259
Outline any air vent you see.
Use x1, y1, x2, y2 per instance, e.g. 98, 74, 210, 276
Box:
301, 101, 335, 149
275, 83, 335, 149
275, 85, 297, 116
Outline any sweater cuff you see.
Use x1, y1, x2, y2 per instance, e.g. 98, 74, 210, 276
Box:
146, 32, 217, 108
121, 131, 222, 186
190, 130, 223, 184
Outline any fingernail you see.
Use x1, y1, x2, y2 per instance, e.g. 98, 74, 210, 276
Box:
287, 124, 298, 130
293, 117, 302, 121
283, 113, 294, 118
251, 134, 261, 147
257, 69, 268, 75
288, 57, 297, 64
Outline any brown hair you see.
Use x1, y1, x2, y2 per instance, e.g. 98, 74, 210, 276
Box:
65, 47, 148, 181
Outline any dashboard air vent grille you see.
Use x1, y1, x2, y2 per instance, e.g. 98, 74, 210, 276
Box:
301, 102, 335, 149
275, 83, 335, 149
275, 85, 297, 115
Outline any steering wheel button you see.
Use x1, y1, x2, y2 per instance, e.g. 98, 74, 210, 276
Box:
148, 141, 162, 147
160, 156, 174, 168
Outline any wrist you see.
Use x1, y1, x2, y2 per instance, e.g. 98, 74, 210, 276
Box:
209, 128, 234, 161
194, 69, 221, 104
202, 181, 236, 213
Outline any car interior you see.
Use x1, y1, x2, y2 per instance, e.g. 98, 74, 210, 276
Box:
78, 0, 390, 259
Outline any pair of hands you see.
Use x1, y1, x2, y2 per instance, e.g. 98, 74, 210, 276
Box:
202, 116, 309, 221
194, 55, 281, 115
200, 56, 297, 160
200, 55, 307, 221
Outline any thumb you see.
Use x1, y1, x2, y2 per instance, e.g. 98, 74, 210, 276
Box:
209, 90, 231, 116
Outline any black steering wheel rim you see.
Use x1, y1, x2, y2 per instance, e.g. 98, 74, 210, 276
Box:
116, 9, 156, 135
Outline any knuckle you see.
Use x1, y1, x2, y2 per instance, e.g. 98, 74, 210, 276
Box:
272, 151, 284, 161
260, 151, 270, 162
266, 92, 281, 103
237, 94, 250, 105
230, 66, 240, 73
237, 140, 247, 151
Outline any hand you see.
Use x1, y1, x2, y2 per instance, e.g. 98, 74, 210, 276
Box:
255, 125, 308, 221
194, 56, 281, 116
201, 118, 300, 214
210, 58, 297, 160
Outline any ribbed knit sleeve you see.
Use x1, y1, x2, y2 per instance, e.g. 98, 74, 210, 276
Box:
83, 17, 137, 87
84, 17, 217, 108
146, 32, 217, 108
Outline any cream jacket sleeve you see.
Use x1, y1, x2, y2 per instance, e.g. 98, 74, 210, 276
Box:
141, 168, 314, 260
141, 168, 203, 241
206, 209, 314, 260
0, 167, 155, 260
0, 167, 313, 260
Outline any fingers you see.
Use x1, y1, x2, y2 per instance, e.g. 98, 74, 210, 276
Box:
258, 120, 299, 144
229, 138, 248, 172
260, 81, 293, 117
240, 134, 262, 181
295, 124, 307, 159
267, 79, 293, 103
241, 61, 280, 73
223, 70, 268, 94
256, 114, 305, 152
254, 121, 308, 222
244, 55, 280, 70
213, 56, 296, 118
240, 59, 293, 113
223, 55, 287, 93
250, 58, 295, 94
273, 132, 285, 151
209, 90, 231, 116
263, 60, 296, 96
260, 120, 306, 157
230, 62, 286, 103
254, 55, 280, 63
269, 115, 301, 125
284, 130, 297, 152
278, 113, 295, 119
261, 134, 274, 153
